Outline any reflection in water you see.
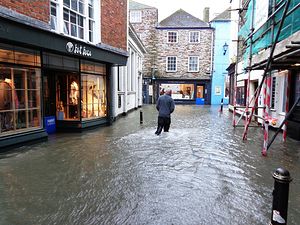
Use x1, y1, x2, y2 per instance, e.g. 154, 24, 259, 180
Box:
0, 105, 299, 225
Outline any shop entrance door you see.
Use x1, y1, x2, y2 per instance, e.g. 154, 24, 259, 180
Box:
43, 71, 80, 121
196, 85, 204, 98
43, 72, 56, 117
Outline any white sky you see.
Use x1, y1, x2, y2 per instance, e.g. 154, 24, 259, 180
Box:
134, 0, 231, 22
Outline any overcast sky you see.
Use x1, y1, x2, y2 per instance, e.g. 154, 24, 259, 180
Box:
134, 0, 231, 22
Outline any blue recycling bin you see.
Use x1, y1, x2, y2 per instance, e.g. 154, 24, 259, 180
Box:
44, 116, 56, 134
196, 98, 205, 105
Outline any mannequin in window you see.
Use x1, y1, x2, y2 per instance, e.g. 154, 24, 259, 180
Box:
69, 81, 79, 105
69, 80, 79, 119
0, 78, 19, 131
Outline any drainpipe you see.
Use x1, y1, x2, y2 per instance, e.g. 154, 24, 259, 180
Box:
109, 65, 117, 124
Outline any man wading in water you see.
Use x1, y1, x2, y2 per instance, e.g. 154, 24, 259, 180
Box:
155, 89, 175, 135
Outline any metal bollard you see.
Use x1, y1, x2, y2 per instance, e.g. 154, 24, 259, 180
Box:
140, 110, 143, 124
270, 168, 292, 225
220, 98, 224, 112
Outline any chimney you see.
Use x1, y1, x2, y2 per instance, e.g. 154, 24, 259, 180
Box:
203, 7, 210, 22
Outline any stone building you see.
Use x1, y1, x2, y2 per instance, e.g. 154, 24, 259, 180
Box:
129, 0, 158, 103
129, 1, 214, 104
0, 0, 128, 149
156, 9, 214, 104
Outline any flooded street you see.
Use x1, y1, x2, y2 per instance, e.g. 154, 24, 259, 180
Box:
0, 105, 299, 225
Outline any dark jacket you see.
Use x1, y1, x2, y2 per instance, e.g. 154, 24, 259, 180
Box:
156, 94, 175, 118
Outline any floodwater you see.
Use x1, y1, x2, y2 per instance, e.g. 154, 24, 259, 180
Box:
0, 105, 299, 225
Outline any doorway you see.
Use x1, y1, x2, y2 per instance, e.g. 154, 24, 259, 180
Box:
43, 71, 80, 121
196, 85, 204, 98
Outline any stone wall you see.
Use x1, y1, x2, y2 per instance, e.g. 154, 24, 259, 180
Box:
130, 8, 158, 78
156, 29, 214, 80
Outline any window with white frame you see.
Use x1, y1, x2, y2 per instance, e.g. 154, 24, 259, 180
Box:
88, 0, 95, 42
166, 56, 177, 72
189, 31, 200, 43
167, 31, 178, 43
188, 56, 199, 72
130, 11, 142, 23
50, 0, 58, 30
50, 0, 98, 43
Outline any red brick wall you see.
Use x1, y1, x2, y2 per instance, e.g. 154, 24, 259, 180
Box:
0, 0, 50, 23
101, 0, 127, 51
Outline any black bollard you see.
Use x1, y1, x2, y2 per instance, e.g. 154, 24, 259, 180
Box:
270, 168, 292, 225
220, 98, 224, 112
140, 110, 143, 124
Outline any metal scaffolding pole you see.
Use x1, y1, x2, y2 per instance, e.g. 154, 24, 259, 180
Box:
242, 0, 291, 141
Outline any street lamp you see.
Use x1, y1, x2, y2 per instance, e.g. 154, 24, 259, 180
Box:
223, 42, 229, 55
151, 65, 157, 80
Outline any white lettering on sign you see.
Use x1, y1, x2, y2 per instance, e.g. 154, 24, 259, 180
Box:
66, 42, 92, 57
47, 118, 55, 126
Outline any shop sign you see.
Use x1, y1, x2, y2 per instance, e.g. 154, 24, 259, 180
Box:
66, 42, 92, 57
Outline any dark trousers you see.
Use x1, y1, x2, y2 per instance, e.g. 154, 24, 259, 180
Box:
155, 116, 171, 135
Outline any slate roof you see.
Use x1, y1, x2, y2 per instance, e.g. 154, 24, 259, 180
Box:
158, 9, 209, 28
211, 7, 231, 21
129, 0, 156, 10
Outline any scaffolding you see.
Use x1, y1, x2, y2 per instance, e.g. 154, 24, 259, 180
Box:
232, 0, 300, 155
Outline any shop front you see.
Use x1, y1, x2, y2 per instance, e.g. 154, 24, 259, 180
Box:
42, 53, 108, 131
156, 79, 211, 104
0, 17, 127, 149
0, 43, 45, 148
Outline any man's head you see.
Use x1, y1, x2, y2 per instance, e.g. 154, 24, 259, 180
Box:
165, 89, 172, 96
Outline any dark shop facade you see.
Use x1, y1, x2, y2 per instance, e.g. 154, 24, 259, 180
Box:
0, 17, 127, 149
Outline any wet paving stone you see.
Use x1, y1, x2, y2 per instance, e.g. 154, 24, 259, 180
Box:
0, 105, 299, 225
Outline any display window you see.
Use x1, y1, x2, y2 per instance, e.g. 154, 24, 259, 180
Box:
56, 73, 80, 120
0, 65, 41, 135
81, 74, 106, 119
81, 61, 107, 120
159, 83, 195, 100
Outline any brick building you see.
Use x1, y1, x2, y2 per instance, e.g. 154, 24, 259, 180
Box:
129, 1, 214, 104
0, 0, 128, 149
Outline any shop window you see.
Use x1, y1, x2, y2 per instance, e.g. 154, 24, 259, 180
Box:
159, 83, 194, 100
0, 43, 41, 67
81, 74, 107, 119
236, 87, 245, 106
56, 74, 80, 120
81, 60, 106, 74
0, 66, 41, 135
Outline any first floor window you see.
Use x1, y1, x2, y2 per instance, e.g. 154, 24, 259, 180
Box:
63, 9, 84, 39
130, 10, 142, 23
51, 0, 98, 43
166, 56, 177, 72
189, 31, 200, 43
167, 31, 178, 43
50, 1, 58, 30
188, 56, 199, 72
